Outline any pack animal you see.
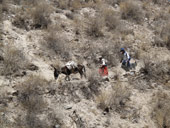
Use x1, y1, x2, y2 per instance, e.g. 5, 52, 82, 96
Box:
51, 64, 86, 81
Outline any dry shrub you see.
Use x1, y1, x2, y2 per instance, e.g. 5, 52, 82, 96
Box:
0, 6, 2, 40
1, 44, 26, 76
30, 2, 53, 29
153, 36, 164, 48
82, 41, 120, 67
57, 0, 70, 9
12, 1, 53, 30
15, 112, 49, 128
21, 0, 39, 5
17, 75, 48, 112
0, 4, 2, 21
57, 0, 92, 10
96, 81, 131, 111
70, 0, 82, 10
12, 9, 30, 30
86, 17, 104, 38
16, 75, 63, 128
105, 0, 125, 5
160, 23, 170, 50
1, 0, 9, 13
120, 0, 144, 23
152, 0, 167, 5
88, 70, 102, 95
65, 12, 74, 20
11, 0, 21, 5
0, 90, 13, 128
140, 57, 170, 82
100, 42, 120, 67
0, 113, 14, 128
96, 89, 113, 110
47, 112, 64, 128
152, 91, 170, 128
103, 9, 120, 30
80, 43, 100, 67
43, 32, 71, 61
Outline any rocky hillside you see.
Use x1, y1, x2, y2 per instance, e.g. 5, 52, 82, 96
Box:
0, 0, 170, 128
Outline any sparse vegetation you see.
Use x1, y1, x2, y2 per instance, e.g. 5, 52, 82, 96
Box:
152, 91, 170, 128
0, 44, 26, 76
1, 0, 170, 127
88, 70, 102, 95
0, 5, 2, 40
12, 0, 53, 30
16, 75, 50, 128
105, 0, 124, 5
17, 75, 48, 112
43, 32, 71, 61
30, 2, 53, 29
120, 0, 144, 23
103, 9, 120, 30
160, 23, 170, 50
96, 81, 131, 112
86, 17, 104, 38
100, 42, 120, 67
152, 0, 167, 5
140, 57, 170, 82
12, 10, 30, 30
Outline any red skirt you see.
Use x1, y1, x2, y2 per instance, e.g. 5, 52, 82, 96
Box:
99, 66, 108, 76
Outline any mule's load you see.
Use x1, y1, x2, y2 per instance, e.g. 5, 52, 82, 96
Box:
65, 61, 78, 70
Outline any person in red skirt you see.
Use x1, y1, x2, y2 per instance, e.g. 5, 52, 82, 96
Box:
99, 56, 108, 76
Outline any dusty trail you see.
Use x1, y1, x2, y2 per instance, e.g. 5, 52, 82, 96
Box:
3, 20, 54, 80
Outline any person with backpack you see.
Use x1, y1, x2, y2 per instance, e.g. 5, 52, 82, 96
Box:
120, 48, 131, 68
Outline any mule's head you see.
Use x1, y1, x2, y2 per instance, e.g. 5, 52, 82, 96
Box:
51, 64, 61, 80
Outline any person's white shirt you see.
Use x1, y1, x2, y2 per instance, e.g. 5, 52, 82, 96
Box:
101, 58, 107, 66
123, 52, 130, 62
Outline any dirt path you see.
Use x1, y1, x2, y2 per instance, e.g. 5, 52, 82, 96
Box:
3, 20, 54, 80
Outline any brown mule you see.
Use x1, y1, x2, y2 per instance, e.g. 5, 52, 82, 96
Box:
51, 64, 86, 81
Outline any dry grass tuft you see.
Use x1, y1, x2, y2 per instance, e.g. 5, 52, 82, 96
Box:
1, 0, 9, 13
86, 17, 104, 38
17, 75, 48, 113
0, 44, 26, 76
0, 5, 2, 40
12, 1, 53, 30
120, 0, 144, 23
96, 81, 131, 111
30, 2, 53, 29
12, 9, 30, 30
43, 31, 71, 61
103, 9, 120, 30
152, 91, 170, 128
70, 0, 82, 10
152, 0, 167, 5
15, 75, 64, 128
57, 0, 70, 9
160, 23, 170, 50
100, 42, 120, 67
140, 57, 170, 82
105, 0, 124, 5
88, 70, 102, 95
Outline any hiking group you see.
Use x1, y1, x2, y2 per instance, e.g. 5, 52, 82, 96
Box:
98, 48, 131, 76
53, 48, 132, 80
